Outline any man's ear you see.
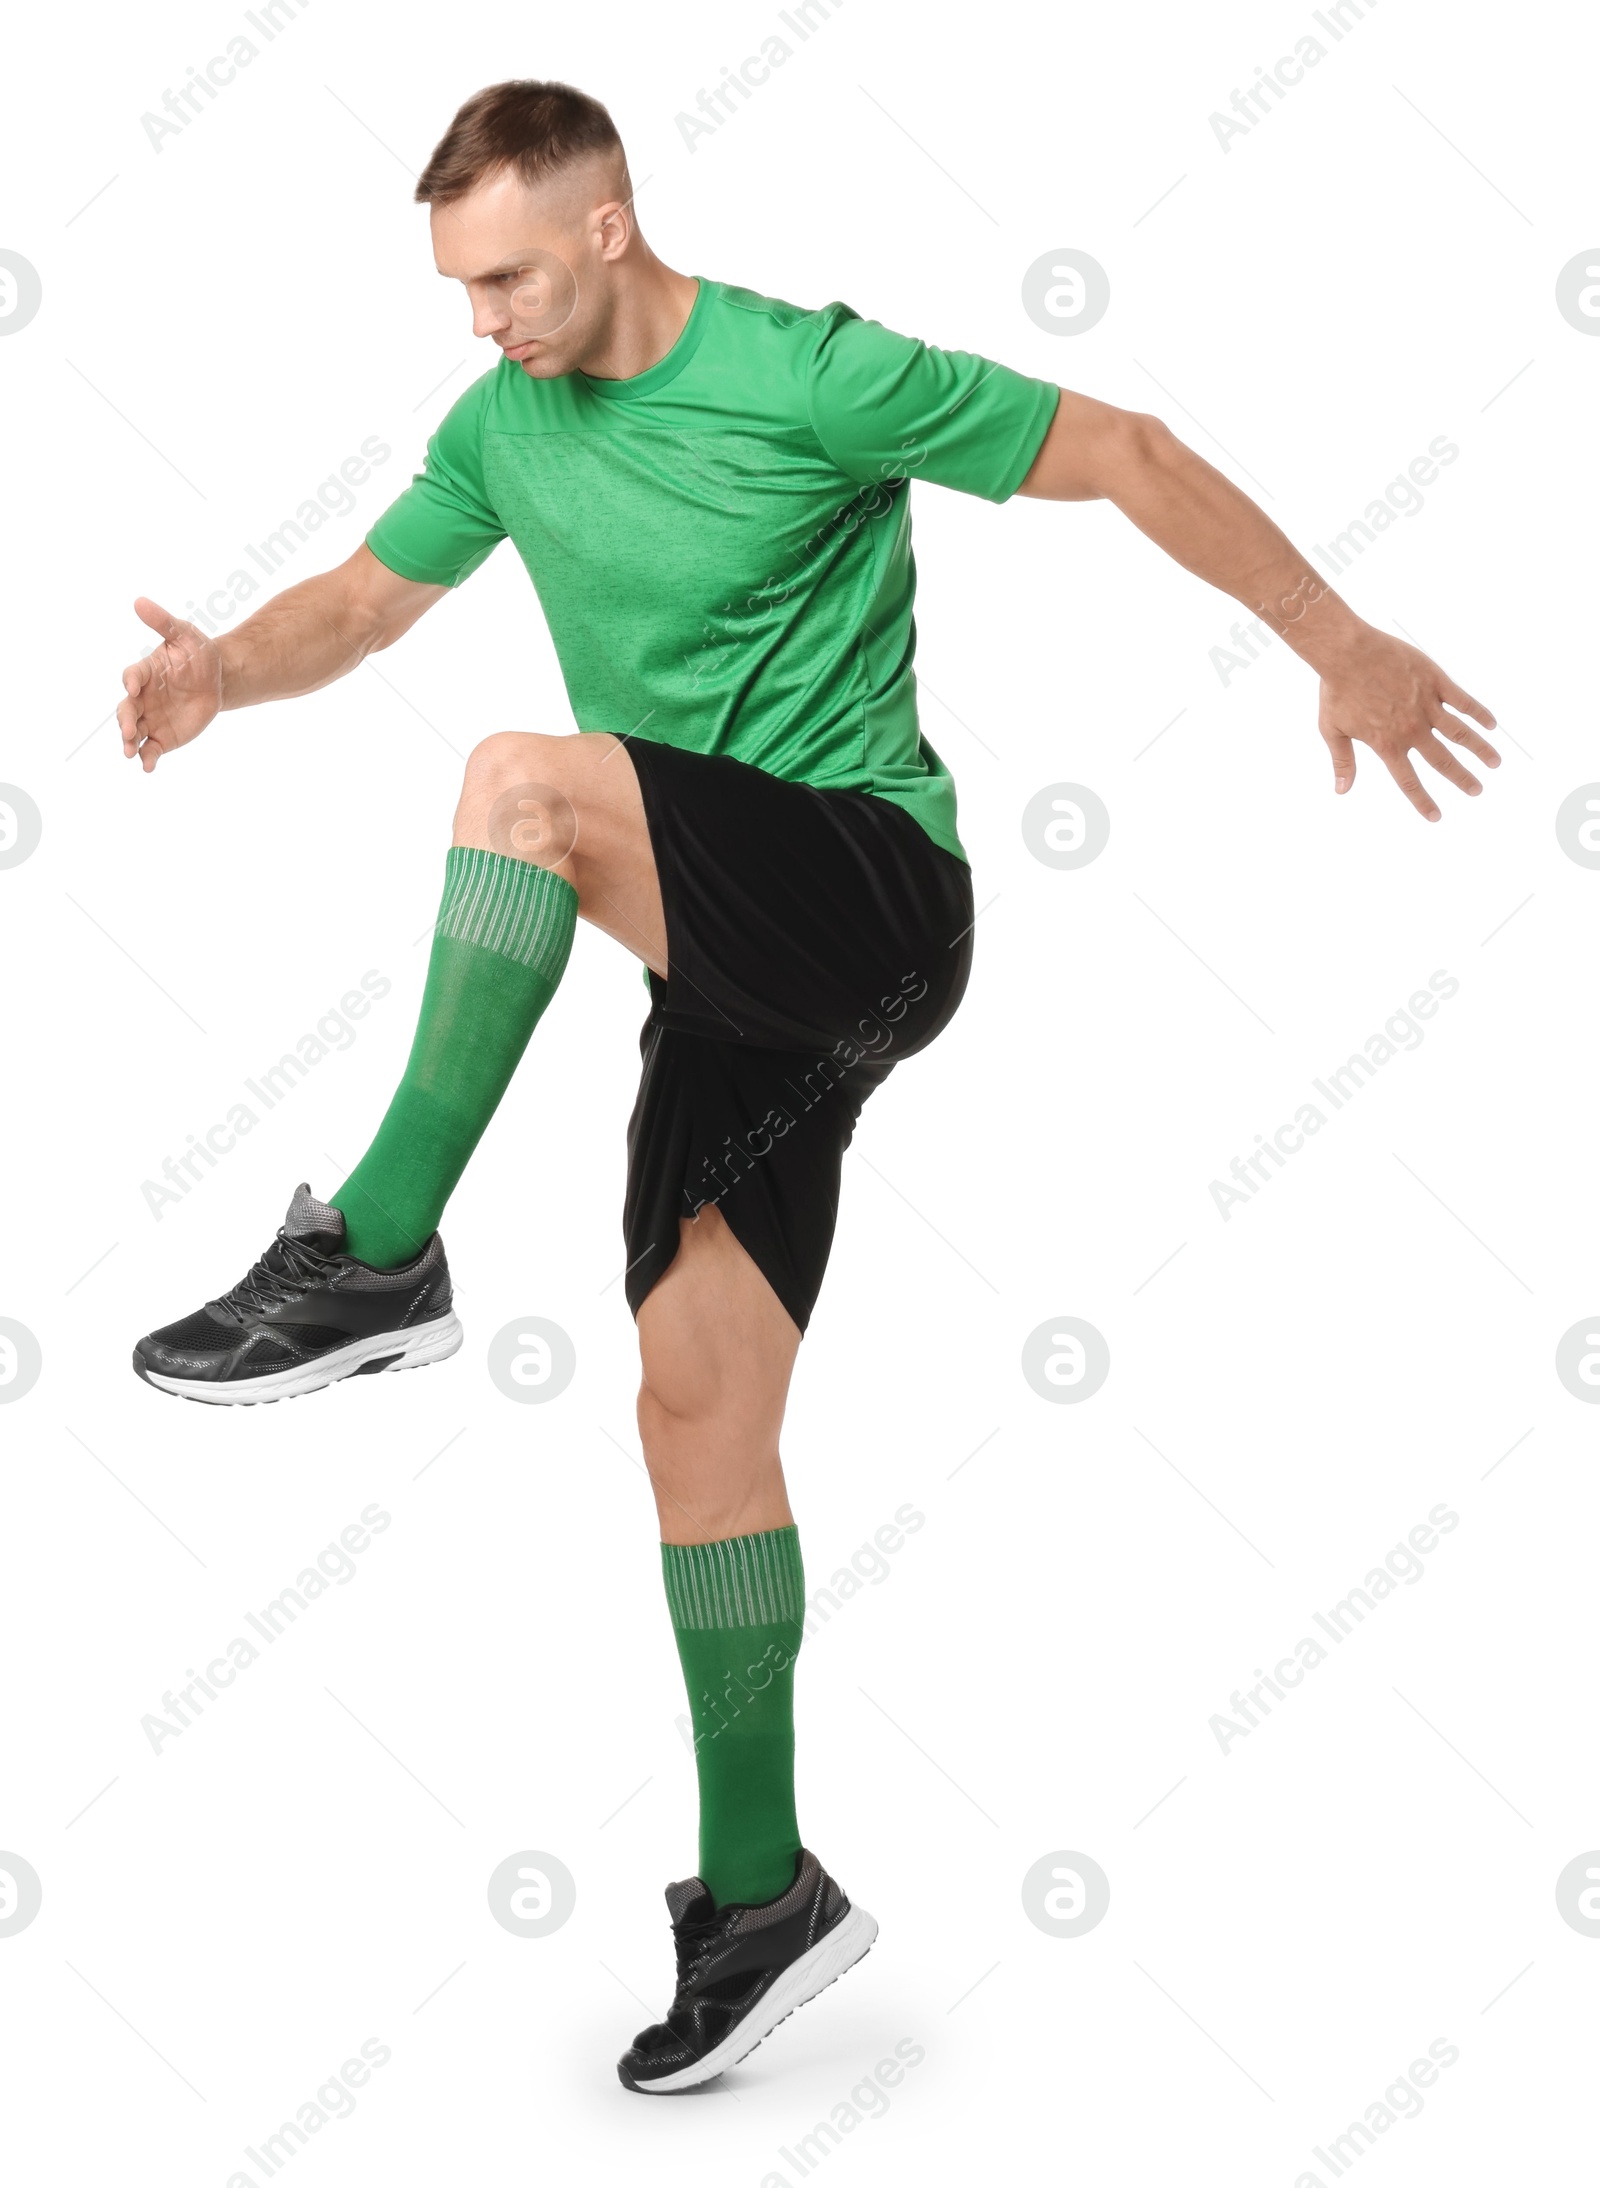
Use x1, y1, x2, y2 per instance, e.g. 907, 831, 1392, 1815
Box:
594, 200, 633, 261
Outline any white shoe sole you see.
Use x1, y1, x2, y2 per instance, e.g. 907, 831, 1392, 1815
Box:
631, 1901, 879, 2094
142, 1312, 464, 1406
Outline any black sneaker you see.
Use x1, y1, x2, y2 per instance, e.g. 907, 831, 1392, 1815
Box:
132, 1184, 461, 1406
617, 1849, 877, 2094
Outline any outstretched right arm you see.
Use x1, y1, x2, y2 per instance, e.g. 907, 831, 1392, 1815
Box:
117, 545, 447, 773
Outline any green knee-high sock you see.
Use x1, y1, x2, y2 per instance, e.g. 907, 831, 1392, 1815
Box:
332, 847, 577, 1268
662, 1525, 805, 1909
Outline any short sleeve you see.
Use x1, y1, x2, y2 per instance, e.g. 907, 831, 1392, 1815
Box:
365, 371, 506, 586
806, 308, 1060, 504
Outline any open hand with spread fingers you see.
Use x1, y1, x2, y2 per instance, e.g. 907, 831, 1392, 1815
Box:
1316, 627, 1499, 821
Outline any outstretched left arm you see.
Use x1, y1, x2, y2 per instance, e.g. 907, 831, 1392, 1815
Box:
1018, 391, 1498, 821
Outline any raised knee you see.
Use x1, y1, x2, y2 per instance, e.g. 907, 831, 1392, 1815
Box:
461, 729, 571, 800
458, 732, 580, 865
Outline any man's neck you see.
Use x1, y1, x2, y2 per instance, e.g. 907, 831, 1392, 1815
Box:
579, 260, 700, 382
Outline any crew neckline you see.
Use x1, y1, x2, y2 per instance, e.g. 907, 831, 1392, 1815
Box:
579, 277, 715, 401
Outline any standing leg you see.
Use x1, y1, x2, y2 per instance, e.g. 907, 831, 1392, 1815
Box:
637, 1204, 808, 1907
620, 1207, 879, 2094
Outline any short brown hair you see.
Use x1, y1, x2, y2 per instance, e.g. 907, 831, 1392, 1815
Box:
415, 80, 624, 205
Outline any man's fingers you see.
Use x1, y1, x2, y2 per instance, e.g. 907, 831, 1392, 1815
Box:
1415, 730, 1482, 797
117, 681, 168, 769
1379, 745, 1441, 822
133, 595, 184, 643
1435, 710, 1501, 768
1438, 675, 1495, 731
1324, 729, 1356, 794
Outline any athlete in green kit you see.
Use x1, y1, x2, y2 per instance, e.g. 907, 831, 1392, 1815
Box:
117, 80, 1499, 2090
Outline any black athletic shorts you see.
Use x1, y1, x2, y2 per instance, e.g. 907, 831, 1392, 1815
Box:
621, 737, 975, 1333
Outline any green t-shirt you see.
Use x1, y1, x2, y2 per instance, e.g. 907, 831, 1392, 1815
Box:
366, 277, 1060, 862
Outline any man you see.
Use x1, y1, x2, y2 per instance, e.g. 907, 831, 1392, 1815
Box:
116, 81, 1497, 2092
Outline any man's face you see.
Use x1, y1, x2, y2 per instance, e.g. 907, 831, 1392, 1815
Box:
430, 164, 621, 377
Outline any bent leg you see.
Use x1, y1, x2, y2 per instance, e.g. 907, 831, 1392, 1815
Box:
332, 731, 661, 1265
638, 1208, 807, 1906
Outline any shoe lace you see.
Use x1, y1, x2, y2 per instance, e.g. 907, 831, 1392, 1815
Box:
670, 1914, 729, 1995
212, 1230, 337, 1322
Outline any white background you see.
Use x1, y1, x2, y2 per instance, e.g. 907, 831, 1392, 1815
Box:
2, 0, 1596, 2180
